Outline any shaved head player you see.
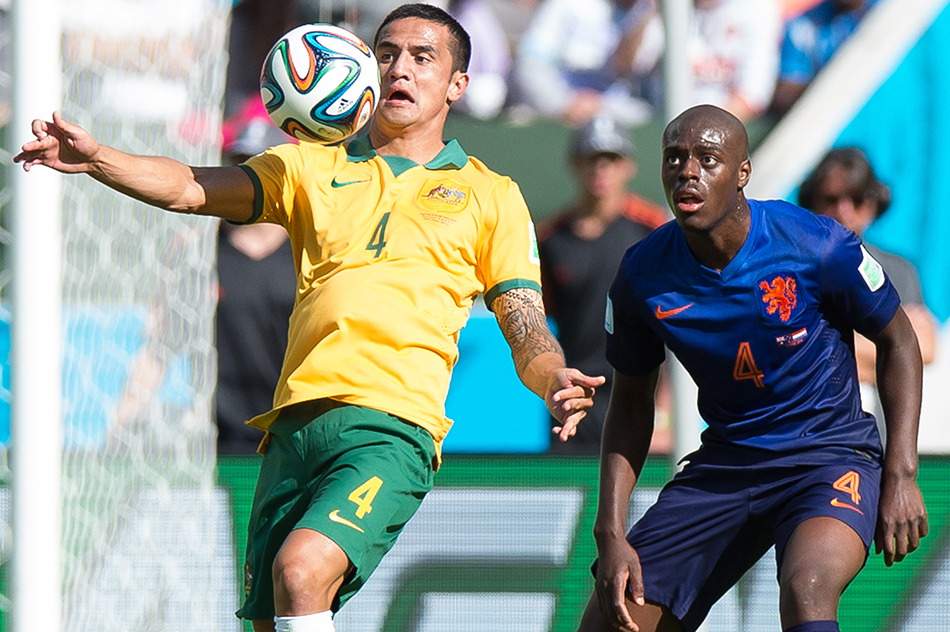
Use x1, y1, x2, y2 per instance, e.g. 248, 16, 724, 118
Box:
577, 105, 927, 632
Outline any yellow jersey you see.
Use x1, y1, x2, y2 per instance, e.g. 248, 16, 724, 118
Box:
240, 134, 542, 449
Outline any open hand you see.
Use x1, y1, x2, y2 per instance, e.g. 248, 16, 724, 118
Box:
14, 111, 99, 174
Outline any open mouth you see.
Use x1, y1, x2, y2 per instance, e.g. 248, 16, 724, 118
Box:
675, 189, 704, 213
385, 87, 414, 105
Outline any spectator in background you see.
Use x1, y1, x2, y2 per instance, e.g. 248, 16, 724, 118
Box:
608, 0, 782, 124
769, 0, 878, 118
448, 0, 512, 119
798, 147, 936, 402
539, 117, 671, 455
482, 0, 541, 54
512, 0, 663, 128
224, 0, 300, 117
215, 109, 297, 455
687, 0, 782, 122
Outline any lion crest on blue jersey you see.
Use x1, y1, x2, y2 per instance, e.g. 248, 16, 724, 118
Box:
757, 273, 801, 323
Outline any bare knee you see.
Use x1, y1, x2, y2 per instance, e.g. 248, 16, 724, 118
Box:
779, 517, 865, 624
780, 565, 841, 619
273, 553, 319, 601
272, 529, 351, 615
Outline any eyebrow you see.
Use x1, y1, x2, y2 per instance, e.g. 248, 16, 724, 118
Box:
693, 142, 727, 155
376, 40, 440, 57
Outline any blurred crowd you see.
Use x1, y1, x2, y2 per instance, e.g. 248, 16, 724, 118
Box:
225, 0, 880, 130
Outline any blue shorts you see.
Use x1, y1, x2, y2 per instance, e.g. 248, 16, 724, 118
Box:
625, 449, 880, 631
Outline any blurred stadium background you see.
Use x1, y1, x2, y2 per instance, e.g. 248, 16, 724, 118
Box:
0, 0, 949, 631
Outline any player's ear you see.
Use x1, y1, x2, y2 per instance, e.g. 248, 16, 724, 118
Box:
446, 70, 469, 104
737, 158, 752, 190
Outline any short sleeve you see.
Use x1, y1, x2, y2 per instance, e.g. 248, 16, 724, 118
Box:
821, 224, 901, 337
480, 178, 543, 307
241, 143, 337, 227
605, 255, 665, 376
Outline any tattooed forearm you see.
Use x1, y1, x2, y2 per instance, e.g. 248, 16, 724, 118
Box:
491, 287, 563, 376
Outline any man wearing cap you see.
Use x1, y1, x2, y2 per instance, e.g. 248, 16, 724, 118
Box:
538, 116, 670, 455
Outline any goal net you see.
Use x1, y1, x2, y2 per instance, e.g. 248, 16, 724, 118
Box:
2, 0, 238, 629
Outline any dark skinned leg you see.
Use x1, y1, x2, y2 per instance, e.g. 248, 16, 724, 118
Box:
576, 592, 684, 632
779, 516, 866, 628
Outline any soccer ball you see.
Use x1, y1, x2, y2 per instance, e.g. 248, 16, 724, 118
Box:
260, 24, 380, 144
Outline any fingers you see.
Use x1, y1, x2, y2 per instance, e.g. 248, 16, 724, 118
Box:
596, 565, 644, 632
552, 385, 596, 407
51, 111, 79, 142
876, 515, 929, 567
611, 576, 638, 632
544, 370, 604, 441
595, 574, 636, 632
551, 377, 603, 404
15, 117, 57, 168
891, 524, 909, 566
30, 119, 48, 139
552, 410, 586, 442
557, 371, 606, 393
549, 390, 593, 439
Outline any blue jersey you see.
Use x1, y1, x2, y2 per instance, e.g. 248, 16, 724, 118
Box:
606, 199, 899, 458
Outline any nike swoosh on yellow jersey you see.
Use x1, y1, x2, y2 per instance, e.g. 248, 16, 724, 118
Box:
331, 176, 371, 188
328, 510, 365, 532
655, 303, 694, 320
830, 498, 863, 515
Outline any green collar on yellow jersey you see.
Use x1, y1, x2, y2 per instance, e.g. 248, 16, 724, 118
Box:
346, 133, 469, 176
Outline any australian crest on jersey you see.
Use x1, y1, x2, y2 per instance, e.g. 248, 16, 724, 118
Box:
417, 178, 471, 213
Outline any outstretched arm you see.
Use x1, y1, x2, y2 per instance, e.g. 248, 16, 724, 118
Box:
868, 306, 929, 566
14, 111, 255, 222
490, 287, 605, 442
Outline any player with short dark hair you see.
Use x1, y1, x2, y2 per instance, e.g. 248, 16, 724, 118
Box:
376, 2, 472, 75
15, 4, 604, 632
577, 104, 927, 632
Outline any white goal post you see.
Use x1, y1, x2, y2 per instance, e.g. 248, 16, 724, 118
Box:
9, 1, 63, 631
5, 0, 236, 630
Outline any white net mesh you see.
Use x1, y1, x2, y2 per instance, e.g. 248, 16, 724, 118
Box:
3, 0, 237, 629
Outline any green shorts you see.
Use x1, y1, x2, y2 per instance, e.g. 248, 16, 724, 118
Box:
235, 399, 437, 620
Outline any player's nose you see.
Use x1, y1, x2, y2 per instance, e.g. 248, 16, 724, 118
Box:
387, 50, 412, 78
680, 156, 701, 180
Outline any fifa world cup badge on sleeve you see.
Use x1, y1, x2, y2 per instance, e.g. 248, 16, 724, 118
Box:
859, 246, 885, 291
529, 221, 540, 265
605, 296, 615, 334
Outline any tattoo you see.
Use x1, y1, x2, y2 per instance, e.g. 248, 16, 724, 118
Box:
491, 288, 563, 376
